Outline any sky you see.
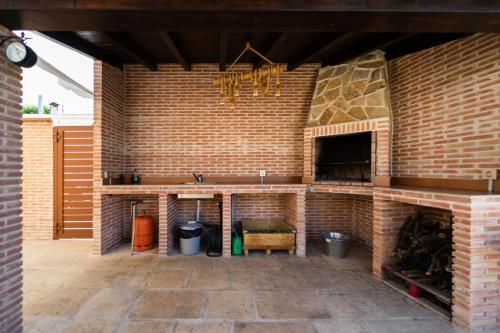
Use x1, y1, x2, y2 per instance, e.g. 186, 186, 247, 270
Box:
15, 31, 94, 115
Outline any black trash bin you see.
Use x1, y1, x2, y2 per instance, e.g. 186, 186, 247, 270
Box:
321, 232, 350, 258
178, 222, 203, 255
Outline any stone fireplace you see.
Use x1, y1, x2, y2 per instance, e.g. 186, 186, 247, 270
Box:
303, 51, 391, 186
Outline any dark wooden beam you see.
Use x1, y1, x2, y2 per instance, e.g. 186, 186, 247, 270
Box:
39, 31, 123, 69
265, 32, 290, 60
254, 32, 290, 69
1, 10, 498, 32
333, 33, 417, 64
103, 32, 157, 71
219, 32, 229, 71
157, 32, 191, 71
288, 33, 357, 71
2, 1, 498, 12
386, 33, 470, 60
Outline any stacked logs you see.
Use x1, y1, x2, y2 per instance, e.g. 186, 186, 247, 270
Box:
392, 211, 452, 291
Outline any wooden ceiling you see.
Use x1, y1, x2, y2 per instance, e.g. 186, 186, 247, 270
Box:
1, 1, 498, 71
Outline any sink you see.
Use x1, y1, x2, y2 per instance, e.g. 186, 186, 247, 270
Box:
177, 193, 215, 199
177, 182, 215, 185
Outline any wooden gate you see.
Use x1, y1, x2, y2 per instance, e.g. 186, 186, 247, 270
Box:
54, 126, 93, 239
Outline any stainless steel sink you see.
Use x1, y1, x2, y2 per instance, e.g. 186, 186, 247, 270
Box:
177, 193, 215, 199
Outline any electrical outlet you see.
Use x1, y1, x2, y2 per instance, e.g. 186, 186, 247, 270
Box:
259, 170, 266, 177
482, 169, 497, 180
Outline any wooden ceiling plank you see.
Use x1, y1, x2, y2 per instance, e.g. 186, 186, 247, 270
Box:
334, 33, 417, 64
219, 32, 229, 71
39, 31, 123, 69
157, 32, 191, 71
288, 32, 357, 71
103, 32, 158, 71
254, 32, 290, 69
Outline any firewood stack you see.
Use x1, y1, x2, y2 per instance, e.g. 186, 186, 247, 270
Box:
392, 211, 452, 291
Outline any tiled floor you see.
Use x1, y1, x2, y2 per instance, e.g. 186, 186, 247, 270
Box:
23, 240, 460, 333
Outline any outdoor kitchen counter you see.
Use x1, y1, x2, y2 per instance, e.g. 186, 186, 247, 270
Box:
98, 183, 308, 195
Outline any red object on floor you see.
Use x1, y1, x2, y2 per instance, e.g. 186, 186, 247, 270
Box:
134, 214, 154, 252
408, 283, 421, 298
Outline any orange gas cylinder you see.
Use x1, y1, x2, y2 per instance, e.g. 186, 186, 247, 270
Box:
134, 214, 154, 252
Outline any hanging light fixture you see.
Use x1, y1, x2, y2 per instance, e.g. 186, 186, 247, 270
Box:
213, 42, 284, 108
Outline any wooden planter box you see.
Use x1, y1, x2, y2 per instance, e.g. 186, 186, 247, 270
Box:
241, 220, 296, 255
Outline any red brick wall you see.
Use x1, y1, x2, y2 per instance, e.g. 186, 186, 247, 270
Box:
389, 33, 500, 179
177, 196, 222, 225
305, 193, 374, 250
353, 195, 373, 250
21, 117, 53, 240
93, 62, 126, 254
123, 63, 318, 177
94, 61, 125, 177
306, 192, 353, 239
234, 194, 286, 222
0, 25, 23, 333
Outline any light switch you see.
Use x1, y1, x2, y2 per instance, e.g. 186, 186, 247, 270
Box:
259, 170, 266, 177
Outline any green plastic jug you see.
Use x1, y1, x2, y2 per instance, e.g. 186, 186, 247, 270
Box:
231, 232, 243, 256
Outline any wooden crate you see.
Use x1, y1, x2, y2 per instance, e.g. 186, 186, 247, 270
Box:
241, 220, 296, 255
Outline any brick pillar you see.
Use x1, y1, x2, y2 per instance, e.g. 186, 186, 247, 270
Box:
92, 192, 103, 254
94, 195, 124, 254
158, 193, 168, 255
0, 25, 23, 333
222, 193, 232, 257
452, 197, 500, 332
372, 197, 415, 278
159, 193, 178, 256
303, 128, 313, 183
285, 192, 306, 257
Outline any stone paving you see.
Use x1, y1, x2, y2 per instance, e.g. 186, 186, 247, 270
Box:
23, 240, 460, 333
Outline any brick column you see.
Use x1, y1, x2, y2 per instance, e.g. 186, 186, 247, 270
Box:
0, 25, 23, 333
98, 195, 126, 254
372, 197, 415, 278
159, 194, 178, 256
452, 197, 500, 332
222, 193, 232, 257
285, 192, 306, 257
158, 193, 168, 255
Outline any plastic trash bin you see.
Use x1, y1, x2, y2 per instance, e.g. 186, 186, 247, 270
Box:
321, 232, 350, 258
178, 221, 203, 255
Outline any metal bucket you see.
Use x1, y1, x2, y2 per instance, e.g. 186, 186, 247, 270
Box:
321, 232, 350, 258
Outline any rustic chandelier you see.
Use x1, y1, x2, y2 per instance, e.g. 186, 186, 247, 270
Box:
213, 42, 285, 108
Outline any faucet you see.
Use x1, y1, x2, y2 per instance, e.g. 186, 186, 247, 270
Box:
193, 172, 204, 184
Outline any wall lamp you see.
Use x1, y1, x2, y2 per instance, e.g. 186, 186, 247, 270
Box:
0, 32, 37, 68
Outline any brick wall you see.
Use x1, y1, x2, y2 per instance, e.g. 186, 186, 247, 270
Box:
305, 193, 374, 250
234, 194, 286, 222
389, 33, 500, 179
305, 192, 353, 239
21, 117, 53, 240
0, 25, 23, 333
177, 196, 222, 225
93, 61, 125, 254
353, 195, 373, 250
123, 63, 318, 177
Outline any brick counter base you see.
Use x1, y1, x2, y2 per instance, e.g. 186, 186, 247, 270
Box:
95, 184, 308, 257
373, 187, 500, 332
